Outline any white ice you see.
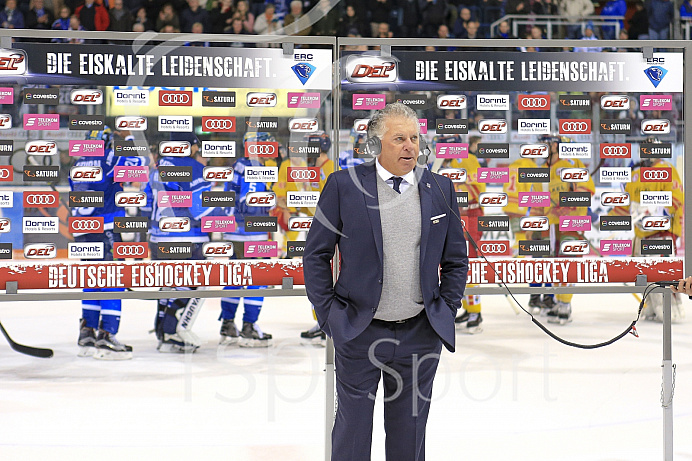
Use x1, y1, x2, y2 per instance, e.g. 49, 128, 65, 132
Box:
0, 291, 691, 461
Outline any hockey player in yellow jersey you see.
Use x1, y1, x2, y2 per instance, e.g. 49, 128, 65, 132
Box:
608, 140, 684, 322
543, 134, 595, 324
503, 154, 549, 312
443, 135, 485, 333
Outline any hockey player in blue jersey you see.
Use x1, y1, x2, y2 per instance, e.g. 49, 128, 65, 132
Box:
72, 126, 148, 360
146, 131, 225, 353
218, 132, 274, 347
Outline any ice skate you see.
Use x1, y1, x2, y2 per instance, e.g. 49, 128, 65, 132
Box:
93, 330, 133, 360
157, 333, 200, 353
459, 312, 483, 334
528, 295, 544, 315
300, 323, 326, 346
548, 302, 572, 325
219, 319, 239, 345
239, 322, 272, 348
78, 318, 97, 358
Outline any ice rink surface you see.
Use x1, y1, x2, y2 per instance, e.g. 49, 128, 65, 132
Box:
1, 290, 691, 461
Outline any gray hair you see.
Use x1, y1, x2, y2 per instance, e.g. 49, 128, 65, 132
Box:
367, 102, 419, 140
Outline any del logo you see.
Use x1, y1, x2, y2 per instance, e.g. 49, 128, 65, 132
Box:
159, 217, 191, 233
640, 167, 671, 182
559, 119, 591, 134
159, 141, 191, 157
244, 241, 279, 257
478, 240, 511, 257
70, 166, 103, 182
68, 217, 104, 234
159, 90, 192, 106
287, 92, 320, 108
438, 168, 467, 183
71, 89, 103, 105
157, 191, 193, 208
201, 216, 237, 232
203, 242, 235, 258
478, 119, 507, 134
289, 118, 318, 132
520, 216, 549, 232
0, 114, 11, 129
560, 168, 588, 182
289, 216, 313, 231
247, 191, 276, 207
641, 119, 670, 135
115, 191, 147, 207
641, 216, 671, 231
114, 166, 149, 182
0, 217, 9, 233
436, 143, 468, 159
115, 116, 147, 131
644, 66, 667, 88
0, 49, 26, 74
517, 95, 550, 110
69, 140, 104, 157
345, 56, 397, 83
353, 118, 370, 133
520, 143, 548, 159
477, 167, 509, 183
559, 216, 591, 232
437, 94, 466, 109
26, 140, 58, 156
24, 243, 56, 259
560, 240, 590, 256
202, 166, 234, 182
479, 192, 508, 207
600, 240, 632, 256
292, 62, 316, 85
600, 95, 630, 110
600, 192, 630, 206
352, 94, 386, 110
247, 92, 277, 107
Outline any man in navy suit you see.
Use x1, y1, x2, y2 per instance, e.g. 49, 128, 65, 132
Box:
303, 102, 468, 461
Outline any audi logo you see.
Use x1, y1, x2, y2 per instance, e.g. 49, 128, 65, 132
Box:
480, 243, 508, 254
246, 144, 276, 155
519, 97, 549, 108
203, 118, 234, 130
602, 146, 629, 156
160, 93, 190, 104
289, 169, 318, 180
71, 220, 102, 230
0, 168, 11, 179
115, 245, 146, 256
561, 121, 590, 132
642, 169, 670, 181
25, 195, 56, 205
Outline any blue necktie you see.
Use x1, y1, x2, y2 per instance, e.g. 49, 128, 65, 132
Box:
390, 176, 403, 194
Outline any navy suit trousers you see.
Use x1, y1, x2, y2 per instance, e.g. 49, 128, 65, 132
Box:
332, 312, 443, 461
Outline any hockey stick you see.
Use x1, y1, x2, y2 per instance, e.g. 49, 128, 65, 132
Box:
0, 319, 54, 358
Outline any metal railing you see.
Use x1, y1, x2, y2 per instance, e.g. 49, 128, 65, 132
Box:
490, 14, 624, 39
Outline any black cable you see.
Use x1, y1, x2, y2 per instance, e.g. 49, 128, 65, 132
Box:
424, 159, 653, 349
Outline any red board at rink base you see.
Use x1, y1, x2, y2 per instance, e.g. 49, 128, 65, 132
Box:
467, 258, 682, 284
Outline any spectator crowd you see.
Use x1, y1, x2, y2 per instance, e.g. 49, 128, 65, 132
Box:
0, 0, 686, 42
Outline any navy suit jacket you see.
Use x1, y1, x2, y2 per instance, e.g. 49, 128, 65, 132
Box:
303, 161, 468, 352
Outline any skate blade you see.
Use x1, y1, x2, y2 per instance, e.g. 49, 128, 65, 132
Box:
157, 343, 198, 354
239, 338, 272, 348
93, 349, 133, 361
78, 345, 96, 357
219, 336, 239, 346
300, 337, 326, 347
460, 325, 483, 335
